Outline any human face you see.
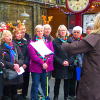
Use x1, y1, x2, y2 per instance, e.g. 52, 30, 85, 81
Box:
21, 26, 26, 38
15, 32, 22, 40
73, 30, 81, 39
1, 24, 7, 30
86, 28, 92, 35
36, 28, 44, 38
59, 28, 67, 38
44, 27, 51, 36
4, 34, 12, 44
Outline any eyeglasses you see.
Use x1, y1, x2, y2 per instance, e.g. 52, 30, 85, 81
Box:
73, 31, 80, 33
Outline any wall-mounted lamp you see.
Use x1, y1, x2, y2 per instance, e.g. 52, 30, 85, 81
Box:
20, 11, 30, 17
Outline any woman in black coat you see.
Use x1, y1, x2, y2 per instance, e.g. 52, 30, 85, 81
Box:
13, 28, 30, 99
52, 25, 73, 100
0, 30, 24, 100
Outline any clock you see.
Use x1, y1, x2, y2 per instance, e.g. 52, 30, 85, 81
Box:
66, 0, 91, 13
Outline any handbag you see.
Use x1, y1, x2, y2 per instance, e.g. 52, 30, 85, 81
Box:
3, 68, 18, 80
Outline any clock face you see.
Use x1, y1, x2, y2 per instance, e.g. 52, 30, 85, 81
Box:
67, 0, 90, 13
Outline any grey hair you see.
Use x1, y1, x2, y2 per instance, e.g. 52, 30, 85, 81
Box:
34, 24, 44, 34
72, 26, 82, 34
43, 24, 51, 30
0, 22, 6, 26
87, 23, 94, 29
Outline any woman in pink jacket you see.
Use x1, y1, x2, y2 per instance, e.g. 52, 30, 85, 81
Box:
28, 25, 54, 100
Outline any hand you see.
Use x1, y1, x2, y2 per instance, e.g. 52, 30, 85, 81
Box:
22, 64, 27, 69
0, 62, 4, 67
13, 64, 20, 72
43, 63, 48, 70
63, 60, 69, 66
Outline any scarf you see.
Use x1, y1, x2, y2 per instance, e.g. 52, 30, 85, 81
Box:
35, 36, 46, 41
4, 43, 16, 64
72, 36, 82, 41
59, 36, 68, 43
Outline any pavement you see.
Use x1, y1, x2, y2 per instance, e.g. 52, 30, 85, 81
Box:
27, 75, 64, 100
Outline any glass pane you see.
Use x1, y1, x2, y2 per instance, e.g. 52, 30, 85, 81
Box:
0, 3, 33, 35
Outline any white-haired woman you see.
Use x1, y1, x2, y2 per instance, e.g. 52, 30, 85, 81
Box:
28, 25, 54, 100
0, 30, 24, 100
62, 13, 100, 100
72, 26, 82, 40
67, 26, 83, 99
52, 25, 72, 100
43, 24, 54, 41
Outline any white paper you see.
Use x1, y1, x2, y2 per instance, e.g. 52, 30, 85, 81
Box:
17, 67, 25, 75
30, 40, 53, 58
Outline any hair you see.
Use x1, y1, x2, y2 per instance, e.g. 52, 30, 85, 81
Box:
43, 24, 51, 30
86, 23, 94, 29
13, 28, 22, 39
72, 26, 82, 34
13, 22, 26, 31
1, 30, 12, 42
0, 22, 6, 26
56, 25, 69, 37
92, 13, 100, 34
34, 24, 44, 34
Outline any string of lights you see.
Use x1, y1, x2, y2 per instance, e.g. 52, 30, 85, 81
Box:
50, 1, 100, 15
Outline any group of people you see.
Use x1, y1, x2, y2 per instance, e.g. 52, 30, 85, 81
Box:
0, 22, 30, 100
0, 12, 100, 100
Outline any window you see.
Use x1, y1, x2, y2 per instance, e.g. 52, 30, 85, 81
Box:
0, 3, 33, 35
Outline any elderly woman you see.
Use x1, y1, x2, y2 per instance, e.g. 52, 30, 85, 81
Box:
0, 30, 24, 100
68, 26, 83, 100
28, 25, 54, 100
52, 25, 72, 100
86, 23, 94, 35
62, 13, 100, 100
13, 28, 29, 99
43, 24, 54, 41
0, 22, 8, 44
72, 26, 83, 40
43, 24, 54, 94
18, 23, 31, 43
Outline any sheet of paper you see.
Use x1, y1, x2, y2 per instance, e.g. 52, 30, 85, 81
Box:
17, 66, 25, 75
30, 40, 54, 58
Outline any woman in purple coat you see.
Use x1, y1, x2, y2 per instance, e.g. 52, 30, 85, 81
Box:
28, 25, 54, 100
